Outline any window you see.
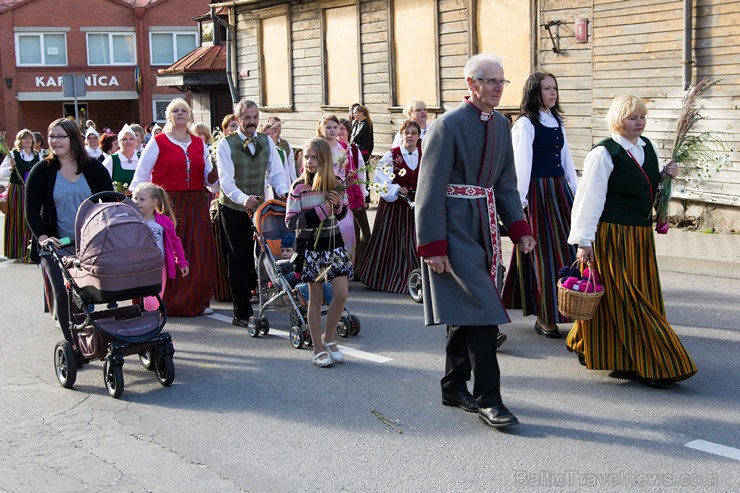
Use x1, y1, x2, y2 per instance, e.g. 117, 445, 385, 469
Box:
258, 10, 291, 108
152, 97, 175, 123
150, 32, 198, 65
15, 33, 67, 66
87, 33, 136, 65
323, 4, 360, 106
392, 0, 438, 106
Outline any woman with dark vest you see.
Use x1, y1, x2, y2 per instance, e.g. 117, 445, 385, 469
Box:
131, 98, 219, 317
1, 129, 40, 262
358, 120, 421, 294
102, 125, 139, 188
25, 118, 113, 342
567, 94, 696, 388
502, 71, 578, 338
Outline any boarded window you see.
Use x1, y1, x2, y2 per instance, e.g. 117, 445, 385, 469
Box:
393, 0, 437, 105
477, 0, 531, 108
260, 15, 291, 107
324, 5, 360, 106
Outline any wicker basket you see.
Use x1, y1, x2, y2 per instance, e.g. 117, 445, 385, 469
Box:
557, 262, 604, 320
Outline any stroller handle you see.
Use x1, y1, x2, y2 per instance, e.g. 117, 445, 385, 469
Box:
87, 190, 128, 203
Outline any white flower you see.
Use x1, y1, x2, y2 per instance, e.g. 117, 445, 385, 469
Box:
398, 168, 407, 177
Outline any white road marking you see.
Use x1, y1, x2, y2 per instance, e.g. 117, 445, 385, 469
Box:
685, 440, 740, 461
206, 313, 393, 363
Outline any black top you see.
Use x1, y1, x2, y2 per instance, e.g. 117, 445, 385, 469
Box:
25, 157, 114, 241
350, 120, 374, 155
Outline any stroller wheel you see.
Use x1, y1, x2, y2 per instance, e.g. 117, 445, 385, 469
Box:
139, 349, 155, 371
103, 359, 124, 398
260, 317, 270, 335
54, 341, 77, 389
337, 316, 350, 338
289, 310, 303, 328
155, 352, 175, 387
348, 314, 361, 336
289, 326, 304, 349
246, 316, 261, 338
408, 269, 423, 304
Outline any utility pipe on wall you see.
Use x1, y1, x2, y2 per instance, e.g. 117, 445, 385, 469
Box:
683, 0, 693, 90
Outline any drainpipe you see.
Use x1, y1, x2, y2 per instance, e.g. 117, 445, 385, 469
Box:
212, 7, 238, 104
683, 0, 693, 90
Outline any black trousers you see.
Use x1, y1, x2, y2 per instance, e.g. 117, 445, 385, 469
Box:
40, 253, 73, 343
219, 204, 257, 320
441, 324, 502, 407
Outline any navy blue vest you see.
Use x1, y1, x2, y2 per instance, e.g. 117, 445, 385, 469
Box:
530, 116, 565, 178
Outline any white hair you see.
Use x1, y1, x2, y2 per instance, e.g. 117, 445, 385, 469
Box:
463, 53, 504, 79
234, 99, 258, 117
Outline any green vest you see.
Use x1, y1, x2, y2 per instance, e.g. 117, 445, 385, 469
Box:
9, 150, 40, 185
218, 132, 271, 210
597, 137, 660, 227
111, 154, 136, 184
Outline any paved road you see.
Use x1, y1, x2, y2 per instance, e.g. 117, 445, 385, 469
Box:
0, 257, 738, 492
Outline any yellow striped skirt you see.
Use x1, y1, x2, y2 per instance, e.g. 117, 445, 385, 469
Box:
566, 222, 697, 381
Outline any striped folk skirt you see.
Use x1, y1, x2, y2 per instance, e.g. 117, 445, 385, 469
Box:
565, 222, 697, 381
502, 176, 576, 324
3, 183, 33, 263
163, 190, 216, 316
211, 210, 232, 302
358, 198, 419, 294
352, 207, 372, 278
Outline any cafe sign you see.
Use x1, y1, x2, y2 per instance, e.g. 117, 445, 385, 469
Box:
35, 74, 120, 88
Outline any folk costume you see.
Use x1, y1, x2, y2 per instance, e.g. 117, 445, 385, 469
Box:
359, 145, 420, 293
503, 111, 578, 325
415, 98, 531, 406
102, 151, 139, 184
1, 149, 39, 262
132, 132, 217, 317
285, 181, 352, 282
216, 128, 289, 322
567, 134, 697, 382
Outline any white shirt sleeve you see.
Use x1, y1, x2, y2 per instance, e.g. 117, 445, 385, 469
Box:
374, 151, 401, 202
0, 154, 12, 179
561, 126, 578, 195
216, 136, 248, 206
130, 137, 160, 190
102, 155, 114, 178
568, 146, 613, 247
511, 116, 534, 209
286, 145, 297, 185
266, 138, 289, 198
202, 143, 219, 192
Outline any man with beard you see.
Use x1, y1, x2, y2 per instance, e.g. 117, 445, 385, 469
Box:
216, 99, 289, 327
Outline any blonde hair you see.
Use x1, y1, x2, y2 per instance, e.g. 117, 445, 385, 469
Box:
301, 138, 337, 194
193, 122, 212, 144
606, 94, 648, 134
13, 128, 35, 152
162, 98, 193, 134
403, 99, 427, 118
132, 182, 177, 226
316, 114, 340, 138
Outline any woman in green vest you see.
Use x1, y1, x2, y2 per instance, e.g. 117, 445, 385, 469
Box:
1, 128, 40, 262
102, 125, 139, 192
566, 94, 696, 388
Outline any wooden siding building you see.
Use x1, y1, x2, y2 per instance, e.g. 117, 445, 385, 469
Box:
212, 0, 739, 230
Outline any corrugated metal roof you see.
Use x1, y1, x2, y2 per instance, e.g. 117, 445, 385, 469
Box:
158, 44, 226, 75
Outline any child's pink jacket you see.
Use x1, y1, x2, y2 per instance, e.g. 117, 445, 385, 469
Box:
154, 212, 188, 279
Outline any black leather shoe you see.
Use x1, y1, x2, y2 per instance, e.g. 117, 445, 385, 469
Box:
639, 377, 674, 389
442, 391, 479, 413
534, 321, 562, 339
478, 404, 519, 428
496, 332, 507, 348
232, 317, 251, 327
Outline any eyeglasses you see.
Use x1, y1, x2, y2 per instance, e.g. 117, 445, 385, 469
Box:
475, 78, 510, 88
48, 135, 69, 141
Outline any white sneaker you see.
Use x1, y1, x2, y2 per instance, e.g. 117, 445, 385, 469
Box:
201, 307, 215, 315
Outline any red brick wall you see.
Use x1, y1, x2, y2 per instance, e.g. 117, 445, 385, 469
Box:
0, 0, 210, 136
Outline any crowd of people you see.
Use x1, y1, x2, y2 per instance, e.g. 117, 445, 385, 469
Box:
0, 52, 697, 427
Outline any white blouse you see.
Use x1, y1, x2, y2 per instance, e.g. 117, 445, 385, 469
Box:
0, 149, 36, 178
131, 133, 218, 192
102, 151, 139, 178
375, 147, 418, 202
511, 110, 578, 209
569, 133, 664, 247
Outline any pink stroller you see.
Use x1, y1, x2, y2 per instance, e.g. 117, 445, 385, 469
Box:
48, 191, 175, 398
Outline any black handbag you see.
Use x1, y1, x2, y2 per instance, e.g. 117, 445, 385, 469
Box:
290, 235, 307, 273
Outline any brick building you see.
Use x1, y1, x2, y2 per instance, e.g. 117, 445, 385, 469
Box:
0, 0, 209, 136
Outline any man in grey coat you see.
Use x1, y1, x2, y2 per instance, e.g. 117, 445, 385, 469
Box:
415, 53, 536, 428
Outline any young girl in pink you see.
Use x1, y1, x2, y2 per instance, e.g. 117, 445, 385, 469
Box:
132, 182, 189, 311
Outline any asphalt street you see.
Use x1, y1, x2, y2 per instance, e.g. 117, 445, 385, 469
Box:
0, 254, 738, 492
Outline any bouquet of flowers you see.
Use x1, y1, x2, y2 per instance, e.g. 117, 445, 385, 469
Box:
112, 181, 129, 194
654, 78, 734, 234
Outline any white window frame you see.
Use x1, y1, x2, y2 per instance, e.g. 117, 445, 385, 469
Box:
152, 96, 175, 123
86, 32, 137, 66
149, 31, 199, 66
14, 32, 68, 67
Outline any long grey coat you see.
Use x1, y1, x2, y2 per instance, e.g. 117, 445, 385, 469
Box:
415, 100, 529, 326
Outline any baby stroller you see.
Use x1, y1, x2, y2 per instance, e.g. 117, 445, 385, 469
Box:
250, 200, 361, 349
47, 191, 174, 398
